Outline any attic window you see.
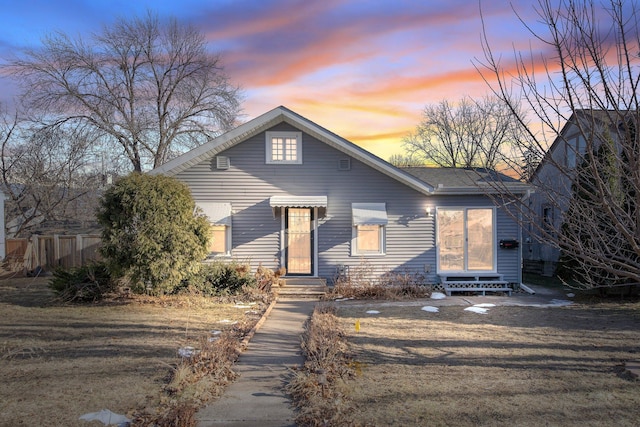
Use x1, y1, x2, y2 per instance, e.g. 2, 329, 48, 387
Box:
216, 156, 230, 170
266, 131, 302, 164
338, 158, 351, 171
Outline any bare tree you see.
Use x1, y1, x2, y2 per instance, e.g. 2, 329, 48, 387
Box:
520, 148, 543, 182
402, 95, 528, 174
387, 153, 422, 167
0, 103, 102, 236
4, 11, 241, 172
478, 0, 640, 289
1, 104, 102, 236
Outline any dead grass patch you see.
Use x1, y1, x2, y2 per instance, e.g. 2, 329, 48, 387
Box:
327, 282, 432, 301
329, 301, 640, 426
0, 275, 269, 427
287, 304, 355, 426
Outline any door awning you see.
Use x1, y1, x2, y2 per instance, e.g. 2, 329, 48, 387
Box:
269, 195, 327, 208
352, 203, 388, 225
197, 202, 232, 226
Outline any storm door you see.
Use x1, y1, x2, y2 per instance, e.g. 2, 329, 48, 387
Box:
285, 208, 314, 275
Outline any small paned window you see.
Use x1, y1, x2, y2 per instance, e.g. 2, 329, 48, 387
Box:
266, 131, 302, 164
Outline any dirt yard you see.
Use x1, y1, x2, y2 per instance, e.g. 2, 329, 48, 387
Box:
0, 275, 264, 426
334, 294, 640, 426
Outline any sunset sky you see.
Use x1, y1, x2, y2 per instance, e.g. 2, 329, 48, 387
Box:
0, 0, 553, 160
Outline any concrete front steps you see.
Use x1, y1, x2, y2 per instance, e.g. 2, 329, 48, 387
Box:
275, 277, 328, 298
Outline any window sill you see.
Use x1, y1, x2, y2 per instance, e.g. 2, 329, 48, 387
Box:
266, 161, 302, 165
205, 253, 232, 260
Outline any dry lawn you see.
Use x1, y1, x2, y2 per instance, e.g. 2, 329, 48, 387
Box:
0, 275, 265, 426
333, 299, 640, 426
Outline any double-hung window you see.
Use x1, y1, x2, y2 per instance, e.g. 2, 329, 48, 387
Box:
266, 131, 302, 164
352, 203, 387, 256
566, 135, 586, 168
542, 204, 554, 232
197, 202, 232, 256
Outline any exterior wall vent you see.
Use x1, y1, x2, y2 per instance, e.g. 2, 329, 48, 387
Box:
216, 156, 230, 170
338, 158, 351, 171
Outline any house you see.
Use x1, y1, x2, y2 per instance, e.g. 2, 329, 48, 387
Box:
150, 106, 530, 294
523, 109, 633, 276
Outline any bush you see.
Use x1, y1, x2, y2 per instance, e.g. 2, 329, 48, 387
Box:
380, 270, 432, 298
287, 304, 355, 426
49, 262, 115, 302
327, 263, 432, 300
254, 264, 285, 293
189, 261, 256, 296
96, 173, 209, 295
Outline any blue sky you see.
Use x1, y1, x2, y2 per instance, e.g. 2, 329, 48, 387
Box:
0, 0, 552, 159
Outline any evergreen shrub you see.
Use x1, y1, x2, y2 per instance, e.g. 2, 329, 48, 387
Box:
97, 173, 209, 295
49, 262, 114, 302
189, 261, 256, 296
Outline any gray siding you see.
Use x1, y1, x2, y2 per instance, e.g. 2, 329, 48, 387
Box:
497, 204, 523, 284
177, 123, 521, 284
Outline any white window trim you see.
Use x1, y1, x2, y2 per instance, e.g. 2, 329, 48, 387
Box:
436, 206, 497, 273
351, 202, 387, 257
266, 131, 302, 164
351, 224, 386, 256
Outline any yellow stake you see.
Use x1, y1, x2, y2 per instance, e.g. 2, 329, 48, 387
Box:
355, 319, 360, 333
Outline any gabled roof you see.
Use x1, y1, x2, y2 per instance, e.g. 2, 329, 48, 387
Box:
150, 106, 435, 196
529, 109, 636, 181
402, 167, 530, 195
151, 106, 531, 196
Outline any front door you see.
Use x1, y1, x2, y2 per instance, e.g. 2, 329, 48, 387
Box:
285, 207, 313, 275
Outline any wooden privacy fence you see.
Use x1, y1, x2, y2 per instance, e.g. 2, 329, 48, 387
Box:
5, 234, 102, 272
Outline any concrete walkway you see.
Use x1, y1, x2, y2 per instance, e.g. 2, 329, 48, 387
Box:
196, 284, 570, 426
197, 298, 317, 427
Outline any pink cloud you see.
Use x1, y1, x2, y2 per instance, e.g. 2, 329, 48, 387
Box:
204, 1, 489, 87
